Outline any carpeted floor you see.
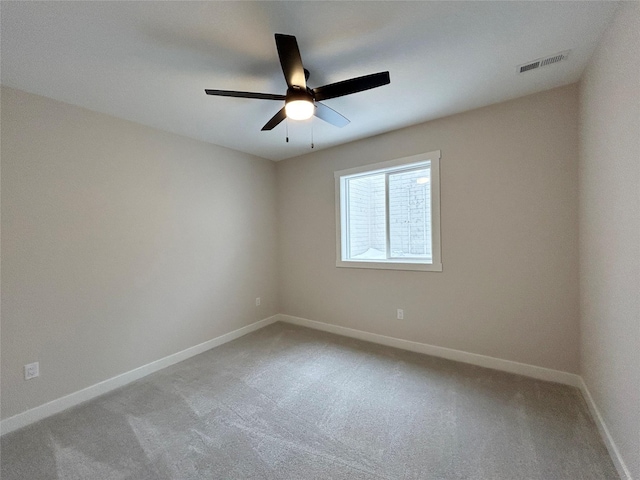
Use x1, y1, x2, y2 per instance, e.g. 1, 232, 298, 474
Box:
1, 322, 618, 479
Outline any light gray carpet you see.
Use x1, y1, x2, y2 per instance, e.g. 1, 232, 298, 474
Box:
1, 322, 618, 479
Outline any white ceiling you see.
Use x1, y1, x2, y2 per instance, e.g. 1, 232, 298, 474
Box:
1, 1, 619, 161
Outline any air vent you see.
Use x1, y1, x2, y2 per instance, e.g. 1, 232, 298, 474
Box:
517, 50, 570, 74
519, 61, 540, 73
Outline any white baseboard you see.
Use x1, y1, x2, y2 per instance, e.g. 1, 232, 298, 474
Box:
279, 314, 582, 387
280, 315, 634, 479
3, 313, 630, 480
578, 378, 632, 480
0, 315, 279, 436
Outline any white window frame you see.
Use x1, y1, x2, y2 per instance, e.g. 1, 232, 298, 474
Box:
335, 150, 442, 272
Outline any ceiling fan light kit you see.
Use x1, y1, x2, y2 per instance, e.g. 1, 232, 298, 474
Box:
205, 33, 390, 134
284, 86, 315, 120
285, 100, 314, 121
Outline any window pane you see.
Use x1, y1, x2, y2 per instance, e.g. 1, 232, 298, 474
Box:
389, 167, 432, 260
346, 173, 386, 259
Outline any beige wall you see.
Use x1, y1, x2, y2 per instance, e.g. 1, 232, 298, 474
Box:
1, 87, 279, 420
277, 84, 580, 373
579, 2, 640, 478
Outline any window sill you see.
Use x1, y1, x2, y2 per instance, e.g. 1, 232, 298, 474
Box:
336, 260, 443, 272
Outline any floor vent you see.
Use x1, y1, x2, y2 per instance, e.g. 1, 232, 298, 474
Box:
518, 50, 570, 74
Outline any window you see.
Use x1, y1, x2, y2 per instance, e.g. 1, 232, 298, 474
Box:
335, 151, 442, 271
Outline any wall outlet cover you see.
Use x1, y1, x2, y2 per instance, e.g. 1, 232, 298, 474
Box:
25, 362, 39, 380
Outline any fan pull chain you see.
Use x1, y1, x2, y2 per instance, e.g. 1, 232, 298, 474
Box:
311, 122, 314, 149
285, 118, 289, 143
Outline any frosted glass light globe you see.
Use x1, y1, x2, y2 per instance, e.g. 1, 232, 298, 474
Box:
285, 100, 314, 120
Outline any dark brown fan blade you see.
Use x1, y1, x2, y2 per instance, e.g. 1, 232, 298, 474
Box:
313, 72, 390, 101
261, 107, 287, 131
274, 34, 306, 89
314, 102, 350, 128
205, 89, 285, 101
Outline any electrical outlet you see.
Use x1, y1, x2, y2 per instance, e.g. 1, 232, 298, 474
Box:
24, 362, 39, 380
397, 309, 404, 320
255, 297, 261, 306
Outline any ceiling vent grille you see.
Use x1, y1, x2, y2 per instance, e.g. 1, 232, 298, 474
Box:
517, 50, 570, 74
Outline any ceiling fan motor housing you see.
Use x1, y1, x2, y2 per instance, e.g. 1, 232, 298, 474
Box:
286, 85, 314, 104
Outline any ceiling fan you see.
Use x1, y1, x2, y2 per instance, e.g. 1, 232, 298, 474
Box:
205, 34, 390, 131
